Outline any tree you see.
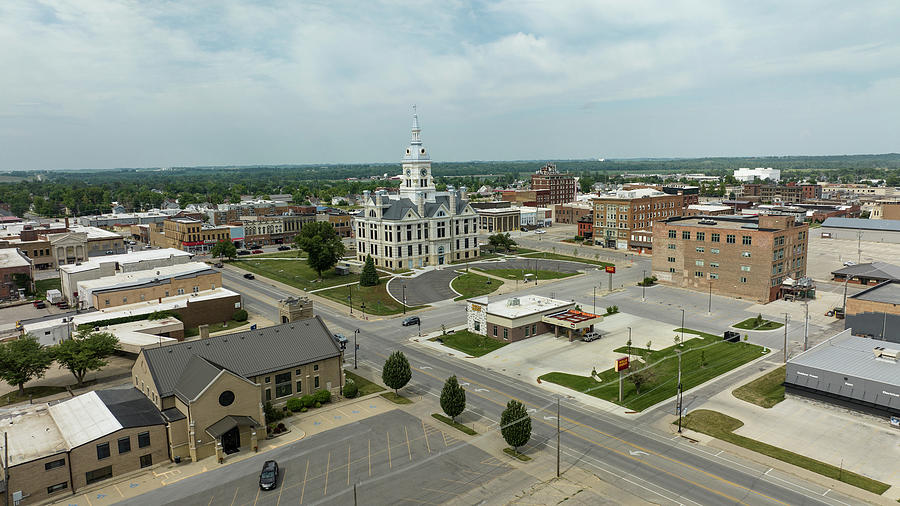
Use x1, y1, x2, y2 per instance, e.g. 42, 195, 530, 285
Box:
629, 364, 656, 395
0, 336, 53, 395
381, 351, 411, 394
360, 254, 379, 286
210, 239, 237, 260
500, 399, 531, 452
52, 330, 119, 387
440, 375, 466, 422
488, 233, 516, 252
293, 221, 345, 279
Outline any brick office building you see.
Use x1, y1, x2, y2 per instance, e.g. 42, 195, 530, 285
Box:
742, 183, 821, 203
530, 163, 576, 205
592, 189, 685, 251
554, 202, 593, 224
500, 189, 550, 207
651, 215, 809, 303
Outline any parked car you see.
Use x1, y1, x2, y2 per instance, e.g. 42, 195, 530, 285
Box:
252, 249, 264, 254
249, 244, 261, 249
534, 230, 546, 234
259, 460, 279, 490
843, 261, 856, 266
33, 300, 46, 309
581, 331, 600, 342
333, 333, 348, 349
238, 250, 252, 256
243, 273, 255, 280
277, 245, 291, 251
105, 250, 114, 255
57, 301, 69, 309
402, 316, 420, 326
214, 262, 224, 268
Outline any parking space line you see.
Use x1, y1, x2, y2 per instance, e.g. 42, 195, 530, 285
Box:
230, 487, 239, 506
300, 459, 309, 504
347, 445, 351, 485
113, 484, 124, 497
253, 484, 261, 506
405, 426, 412, 461
441, 431, 448, 447
368, 439, 372, 477
324, 451, 331, 496
387, 432, 392, 469
208, 495, 215, 506
276, 467, 287, 506
85, 494, 94, 506
422, 420, 431, 453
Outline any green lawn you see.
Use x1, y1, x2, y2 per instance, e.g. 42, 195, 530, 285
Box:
733, 317, 784, 331
732, 366, 785, 408
0, 385, 68, 405
250, 251, 304, 258
232, 258, 358, 291
344, 370, 386, 396
34, 278, 61, 300
541, 328, 767, 411
519, 251, 614, 267
380, 392, 412, 404
503, 447, 531, 461
451, 272, 503, 301
473, 267, 576, 281
317, 282, 427, 316
431, 413, 477, 435
430, 330, 508, 357
184, 320, 249, 338
680, 410, 889, 495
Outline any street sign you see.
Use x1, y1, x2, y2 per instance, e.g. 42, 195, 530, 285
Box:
605, 265, 616, 274
615, 356, 630, 372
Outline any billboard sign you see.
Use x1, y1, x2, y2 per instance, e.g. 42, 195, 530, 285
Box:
615, 356, 629, 372
605, 265, 616, 274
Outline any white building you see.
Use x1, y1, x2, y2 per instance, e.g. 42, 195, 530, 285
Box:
59, 248, 192, 303
355, 109, 479, 269
734, 167, 781, 182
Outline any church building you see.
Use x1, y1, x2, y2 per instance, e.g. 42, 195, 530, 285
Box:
355, 109, 479, 269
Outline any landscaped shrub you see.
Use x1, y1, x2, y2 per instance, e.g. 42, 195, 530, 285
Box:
315, 390, 332, 404
277, 422, 286, 432
232, 309, 248, 322
343, 380, 358, 398
300, 394, 316, 408
286, 397, 303, 412
314, 401, 321, 408
300, 407, 308, 413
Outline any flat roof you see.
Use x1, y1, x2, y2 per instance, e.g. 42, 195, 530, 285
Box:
789, 330, 900, 386
662, 215, 761, 231
688, 204, 733, 212
475, 207, 520, 214
0, 248, 31, 268
831, 262, 900, 281
76, 261, 215, 293
850, 281, 900, 305
59, 248, 191, 274
821, 217, 900, 232
470, 295, 573, 319
74, 287, 240, 325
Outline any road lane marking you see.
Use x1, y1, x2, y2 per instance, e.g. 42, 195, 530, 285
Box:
387, 431, 392, 468
422, 420, 431, 453
368, 439, 372, 477
405, 426, 412, 461
229, 487, 239, 506
208, 495, 214, 506
300, 459, 309, 504
324, 451, 331, 496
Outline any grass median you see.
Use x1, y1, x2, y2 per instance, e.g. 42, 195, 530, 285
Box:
732, 366, 785, 408
451, 272, 503, 301
680, 410, 889, 495
318, 283, 427, 316
733, 317, 784, 331
344, 370, 385, 396
430, 330, 508, 357
231, 257, 359, 291
380, 392, 412, 404
540, 328, 767, 411
431, 413, 477, 435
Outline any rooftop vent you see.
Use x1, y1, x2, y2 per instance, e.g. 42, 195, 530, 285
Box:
698, 219, 717, 225
874, 346, 899, 361
507, 297, 520, 307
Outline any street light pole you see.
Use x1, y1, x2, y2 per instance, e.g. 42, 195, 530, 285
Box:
707, 281, 712, 315
348, 285, 353, 316
676, 350, 683, 433
627, 326, 632, 360
361, 302, 366, 321
354, 329, 359, 369
680, 309, 685, 345
402, 284, 406, 315
593, 286, 596, 315
783, 313, 790, 363
641, 269, 646, 302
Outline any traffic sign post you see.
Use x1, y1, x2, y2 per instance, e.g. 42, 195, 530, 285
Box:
615, 356, 629, 403
606, 265, 615, 293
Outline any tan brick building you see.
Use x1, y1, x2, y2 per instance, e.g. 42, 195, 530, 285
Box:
553, 202, 593, 224
652, 215, 809, 303
75, 262, 221, 309
0, 389, 167, 504
151, 217, 231, 253
132, 317, 344, 464
592, 189, 685, 251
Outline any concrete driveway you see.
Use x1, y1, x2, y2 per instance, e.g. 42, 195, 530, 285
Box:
387, 269, 462, 306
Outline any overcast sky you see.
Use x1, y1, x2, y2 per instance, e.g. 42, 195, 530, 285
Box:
1, 1, 898, 170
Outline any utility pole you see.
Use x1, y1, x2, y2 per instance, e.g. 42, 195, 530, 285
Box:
783, 313, 790, 363
354, 329, 359, 369
627, 326, 632, 360
556, 396, 560, 478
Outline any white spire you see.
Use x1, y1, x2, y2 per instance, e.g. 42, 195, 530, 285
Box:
411, 104, 421, 145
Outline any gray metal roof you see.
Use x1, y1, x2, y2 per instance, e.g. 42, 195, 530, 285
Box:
850, 281, 900, 304
94, 387, 166, 428
161, 407, 186, 422
206, 415, 261, 439
173, 355, 223, 402
378, 195, 470, 221
831, 261, 900, 281
142, 316, 341, 399
788, 330, 900, 386
821, 217, 900, 232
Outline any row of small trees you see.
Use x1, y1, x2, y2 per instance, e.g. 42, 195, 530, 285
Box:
380, 351, 532, 453
0, 330, 119, 395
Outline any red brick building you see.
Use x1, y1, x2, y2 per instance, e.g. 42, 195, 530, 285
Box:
530, 163, 576, 205
0, 248, 34, 298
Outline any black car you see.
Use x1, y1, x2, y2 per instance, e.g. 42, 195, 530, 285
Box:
402, 316, 420, 326
213, 262, 224, 268
259, 460, 279, 490
238, 250, 252, 256
277, 245, 291, 251
243, 273, 255, 280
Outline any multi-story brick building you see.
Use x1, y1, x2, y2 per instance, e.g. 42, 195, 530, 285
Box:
76, 262, 221, 309
151, 218, 232, 253
554, 202, 593, 224
500, 189, 550, 207
742, 183, 821, 203
530, 163, 576, 205
0, 248, 33, 298
592, 189, 685, 251
651, 215, 809, 303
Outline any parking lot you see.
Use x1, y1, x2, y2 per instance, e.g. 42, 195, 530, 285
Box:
132, 410, 513, 506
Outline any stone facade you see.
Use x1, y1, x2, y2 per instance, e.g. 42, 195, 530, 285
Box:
279, 296, 314, 323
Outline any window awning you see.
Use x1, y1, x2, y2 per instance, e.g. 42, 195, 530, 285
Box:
205, 415, 261, 439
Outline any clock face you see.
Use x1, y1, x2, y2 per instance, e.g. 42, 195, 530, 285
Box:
406, 169, 411, 176
420, 168, 427, 177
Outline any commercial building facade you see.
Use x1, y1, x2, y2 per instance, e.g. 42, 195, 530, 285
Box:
530, 163, 576, 205
59, 248, 192, 303
0, 248, 33, 298
150, 218, 232, 253
500, 189, 550, 207
651, 215, 809, 303
554, 202, 593, 224
592, 189, 685, 251
476, 207, 521, 233
467, 295, 602, 342
845, 281, 900, 343
354, 112, 479, 269
741, 183, 821, 203
733, 167, 781, 182
75, 262, 221, 309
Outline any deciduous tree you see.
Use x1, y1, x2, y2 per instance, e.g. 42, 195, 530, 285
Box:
381, 351, 411, 394
0, 335, 52, 395
440, 375, 466, 422
500, 399, 531, 452
293, 222, 345, 279
210, 239, 237, 260
52, 330, 119, 387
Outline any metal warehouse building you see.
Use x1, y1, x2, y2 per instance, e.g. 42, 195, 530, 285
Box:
818, 217, 900, 243
785, 329, 900, 417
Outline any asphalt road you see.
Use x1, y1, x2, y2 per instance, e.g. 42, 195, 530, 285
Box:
118, 410, 517, 506
386, 269, 460, 306
213, 265, 865, 505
